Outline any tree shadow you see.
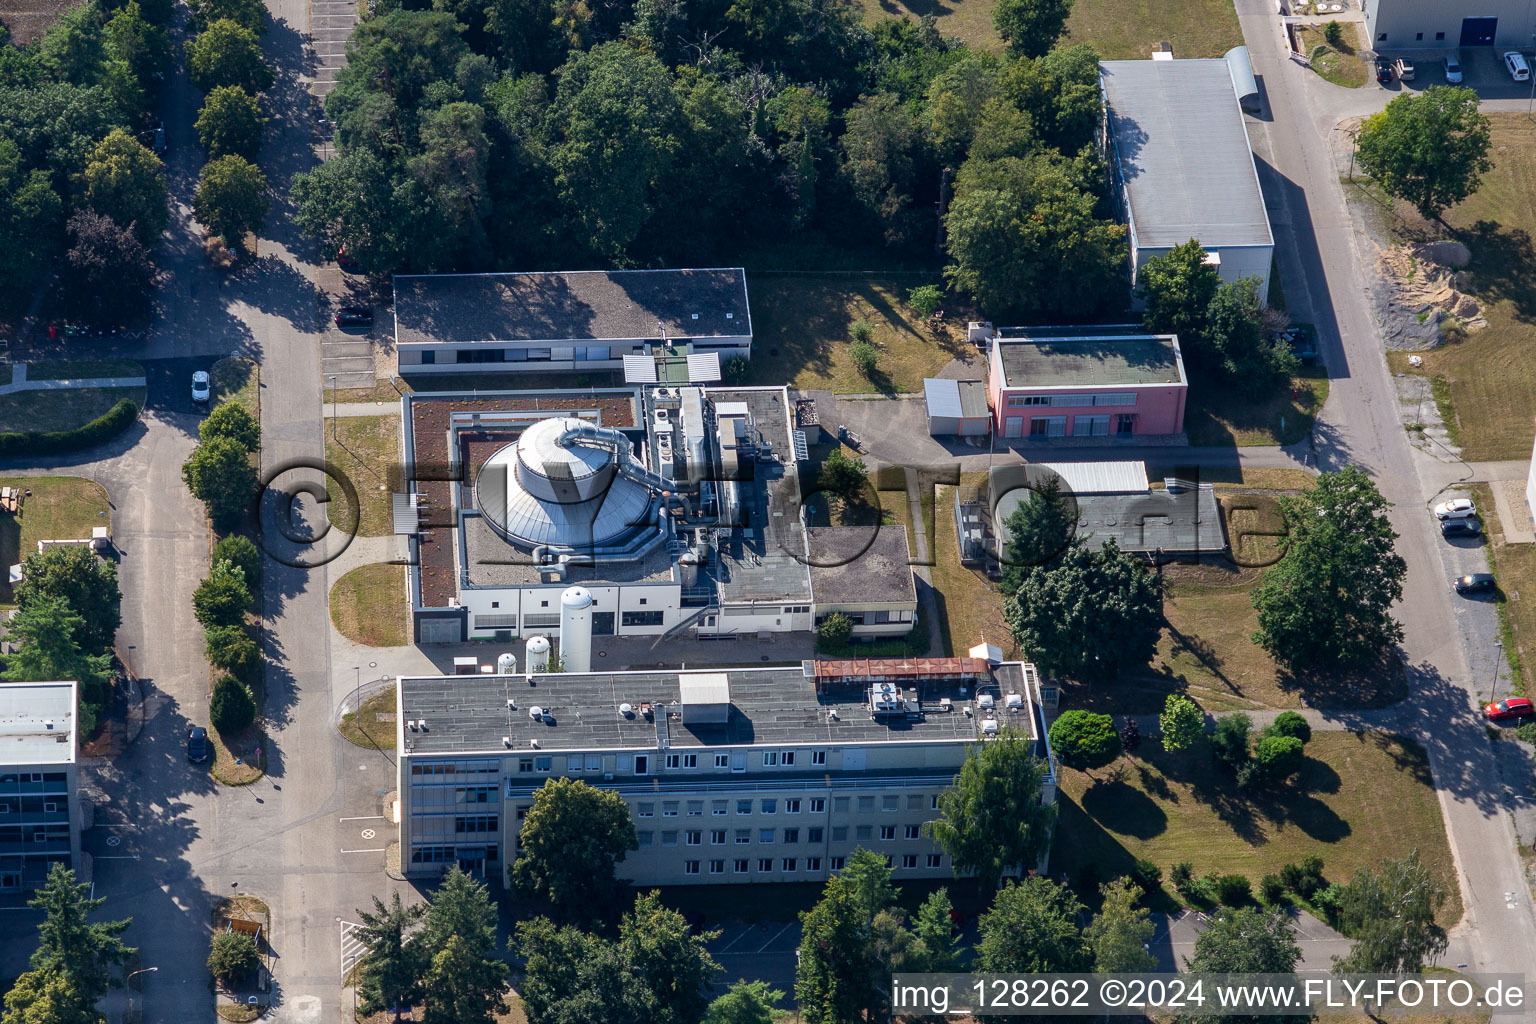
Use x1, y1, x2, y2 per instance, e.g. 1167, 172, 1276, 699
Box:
1455, 219, 1536, 323
1081, 777, 1170, 840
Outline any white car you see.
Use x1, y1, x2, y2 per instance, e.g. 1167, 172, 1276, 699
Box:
191, 370, 211, 405
1445, 55, 1463, 83
1505, 50, 1530, 81
1434, 498, 1477, 520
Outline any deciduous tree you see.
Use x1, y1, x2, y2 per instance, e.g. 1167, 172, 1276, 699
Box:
992, 0, 1073, 58
199, 401, 260, 450
1049, 710, 1122, 775
64, 209, 155, 325
925, 729, 1056, 890
212, 535, 261, 587
193, 154, 268, 246
3, 597, 113, 735
1158, 694, 1203, 753
1357, 86, 1492, 220
15, 544, 121, 655
1251, 466, 1406, 669
187, 19, 273, 94
841, 848, 898, 921
975, 876, 1091, 972
207, 932, 259, 983
187, 0, 268, 34
194, 560, 251, 627
1180, 907, 1303, 1024
1138, 238, 1220, 359
510, 776, 638, 918
1331, 851, 1448, 974
196, 84, 266, 158
912, 889, 961, 972
182, 434, 257, 530
795, 875, 879, 1024
204, 623, 258, 678
703, 980, 782, 1024
1087, 879, 1157, 972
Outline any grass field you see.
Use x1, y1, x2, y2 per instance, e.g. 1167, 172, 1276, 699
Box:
1386, 116, 1536, 460
339, 685, 397, 749
930, 489, 1020, 660
1299, 24, 1368, 88
0, 475, 110, 552
330, 562, 408, 647
1049, 732, 1462, 927
209, 720, 266, 786
744, 276, 972, 394
23, 359, 143, 380
1185, 368, 1330, 447
212, 357, 259, 418
1062, 0, 1241, 60
0, 385, 145, 434
850, 0, 1003, 50
324, 415, 401, 537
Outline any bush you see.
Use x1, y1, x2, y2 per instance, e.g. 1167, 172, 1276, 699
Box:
1322, 19, 1342, 44
908, 284, 943, 317
1211, 712, 1252, 768
849, 319, 875, 345
208, 931, 259, 983
1295, 856, 1325, 899
1170, 862, 1193, 888
1517, 720, 1536, 745
850, 339, 879, 378
1280, 862, 1303, 892
1266, 711, 1312, 744
1119, 716, 1141, 753
1259, 873, 1286, 906
205, 623, 259, 679
212, 535, 261, 588
211, 674, 257, 733
1215, 874, 1251, 905
1130, 859, 1162, 892
816, 613, 853, 650
1048, 711, 1122, 772
193, 560, 252, 627
0, 399, 140, 456
1250, 735, 1305, 786
1313, 882, 1344, 924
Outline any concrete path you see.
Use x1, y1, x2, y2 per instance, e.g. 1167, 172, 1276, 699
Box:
0, 367, 147, 395
322, 401, 401, 418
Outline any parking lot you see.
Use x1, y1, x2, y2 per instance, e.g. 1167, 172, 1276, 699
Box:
308, 0, 357, 98
1371, 44, 1536, 98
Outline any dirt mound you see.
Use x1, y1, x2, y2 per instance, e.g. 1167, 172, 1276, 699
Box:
1378, 242, 1487, 336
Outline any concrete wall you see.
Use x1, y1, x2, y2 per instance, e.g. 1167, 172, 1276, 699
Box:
458, 582, 682, 639
1365, 0, 1533, 48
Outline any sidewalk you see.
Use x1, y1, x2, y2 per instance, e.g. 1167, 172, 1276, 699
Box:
0, 363, 146, 395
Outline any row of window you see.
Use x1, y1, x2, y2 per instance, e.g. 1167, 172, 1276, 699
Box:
511, 748, 837, 777
680, 854, 944, 875
419, 346, 617, 365
1377, 31, 1444, 41
409, 761, 498, 776
639, 823, 927, 847
0, 799, 67, 815
1006, 392, 1139, 408
1023, 414, 1136, 438
411, 845, 502, 864
412, 814, 501, 834
637, 793, 939, 818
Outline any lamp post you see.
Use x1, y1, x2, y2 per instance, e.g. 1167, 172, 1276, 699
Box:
328, 375, 338, 440
127, 966, 158, 1024
1490, 639, 1504, 701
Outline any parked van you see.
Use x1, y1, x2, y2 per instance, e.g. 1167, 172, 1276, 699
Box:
1505, 50, 1530, 81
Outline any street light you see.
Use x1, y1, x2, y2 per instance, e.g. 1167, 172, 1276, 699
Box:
1489, 639, 1504, 701
127, 966, 158, 1024
328, 374, 337, 440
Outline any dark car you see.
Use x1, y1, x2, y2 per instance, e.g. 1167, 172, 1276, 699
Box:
1441, 518, 1482, 537
335, 306, 373, 329
1485, 697, 1535, 722
187, 726, 210, 763
1376, 59, 1393, 85
1453, 573, 1496, 594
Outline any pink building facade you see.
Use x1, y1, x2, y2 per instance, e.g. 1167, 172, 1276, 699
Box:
986, 329, 1188, 441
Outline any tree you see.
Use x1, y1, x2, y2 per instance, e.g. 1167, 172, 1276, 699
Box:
795, 874, 879, 1024
421, 934, 507, 1024
1048, 710, 1122, 774
182, 435, 257, 530
213, 534, 261, 586
617, 892, 721, 1024
1266, 711, 1312, 744
975, 876, 1091, 972
945, 152, 1126, 321
1211, 712, 1252, 769
993, 0, 1072, 57
188, 0, 267, 33
199, 401, 260, 451
193, 154, 268, 246
207, 931, 259, 983
1004, 538, 1162, 683
37, 0, 108, 86
0, 146, 65, 288
1251, 466, 1406, 669
912, 889, 961, 972
196, 84, 266, 158
24, 864, 134, 1007
1331, 851, 1448, 975
204, 623, 258, 678
1181, 907, 1303, 1024
64, 209, 155, 326
186, 19, 273, 94
510, 776, 638, 917
909, 284, 944, 317
704, 980, 782, 1024
194, 560, 251, 627
1, 964, 96, 1024
15, 544, 121, 655
104, 2, 171, 104
3, 598, 113, 736
1356, 86, 1492, 220
850, 338, 879, 379
354, 892, 425, 1022
1204, 276, 1297, 396
83, 127, 167, 245
998, 477, 1077, 593
1249, 735, 1304, 787
1087, 879, 1157, 973
210, 675, 256, 732
925, 729, 1056, 890
840, 91, 925, 245
1158, 694, 1203, 752
1322, 18, 1342, 43
841, 848, 898, 921
1138, 239, 1221, 356
817, 448, 868, 502
816, 612, 854, 650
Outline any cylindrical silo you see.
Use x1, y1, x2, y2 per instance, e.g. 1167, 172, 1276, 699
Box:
497, 652, 517, 676
679, 551, 700, 588
559, 585, 594, 673
525, 635, 550, 678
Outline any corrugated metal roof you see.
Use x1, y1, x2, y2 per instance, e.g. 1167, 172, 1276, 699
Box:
1031, 461, 1149, 495
924, 379, 989, 420
686, 352, 722, 382
1100, 59, 1272, 250
392, 492, 420, 535
622, 354, 658, 383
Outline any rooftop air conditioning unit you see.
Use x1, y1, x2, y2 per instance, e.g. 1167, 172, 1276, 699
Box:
980, 718, 999, 735
529, 706, 545, 720
1005, 693, 1024, 709
977, 694, 995, 709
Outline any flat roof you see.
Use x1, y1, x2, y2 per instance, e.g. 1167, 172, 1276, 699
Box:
923, 379, 989, 420
996, 486, 1226, 554
393, 269, 751, 347
1026, 461, 1150, 495
1099, 59, 1273, 250
996, 334, 1184, 389
398, 663, 1034, 755
807, 526, 916, 606
0, 681, 77, 766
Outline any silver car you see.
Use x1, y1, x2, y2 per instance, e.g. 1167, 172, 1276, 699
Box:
191, 370, 211, 405
1445, 55, 1462, 82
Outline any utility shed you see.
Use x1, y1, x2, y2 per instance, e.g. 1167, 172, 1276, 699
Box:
1099, 54, 1273, 302
923, 378, 991, 437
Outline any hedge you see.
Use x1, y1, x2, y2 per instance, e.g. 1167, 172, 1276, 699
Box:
0, 399, 140, 455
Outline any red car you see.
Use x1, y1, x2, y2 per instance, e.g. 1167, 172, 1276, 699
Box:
1485, 697, 1535, 721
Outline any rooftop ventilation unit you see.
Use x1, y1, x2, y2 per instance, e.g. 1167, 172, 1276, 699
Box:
1005, 693, 1024, 710
529, 706, 545, 720
977, 694, 995, 709
502, 737, 512, 748
981, 718, 999, 735
619, 703, 634, 718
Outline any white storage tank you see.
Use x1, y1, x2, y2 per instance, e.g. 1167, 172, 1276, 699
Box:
679, 550, 700, 588
559, 586, 594, 672
497, 652, 517, 676
525, 635, 550, 677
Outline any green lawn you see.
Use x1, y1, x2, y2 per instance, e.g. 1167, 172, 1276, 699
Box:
0, 474, 110, 563
1050, 732, 1462, 928
0, 385, 145, 434
212, 357, 259, 418
930, 489, 1020, 661
1388, 116, 1536, 460
339, 685, 397, 749
324, 414, 402, 537
850, 0, 1003, 50
1299, 23, 1368, 88
22, 359, 143, 380
1063, 0, 1241, 60
330, 562, 408, 647
745, 275, 973, 394
1185, 368, 1330, 447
